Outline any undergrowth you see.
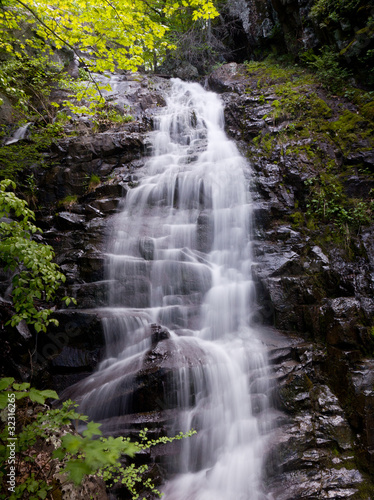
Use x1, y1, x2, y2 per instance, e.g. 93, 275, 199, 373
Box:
0, 378, 195, 499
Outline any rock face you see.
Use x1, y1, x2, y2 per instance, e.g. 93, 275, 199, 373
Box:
1, 66, 374, 498
266, 331, 374, 498
219, 0, 373, 86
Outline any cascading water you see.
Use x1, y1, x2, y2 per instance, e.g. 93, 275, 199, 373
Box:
69, 79, 275, 499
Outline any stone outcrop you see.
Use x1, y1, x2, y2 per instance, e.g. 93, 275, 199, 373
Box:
219, 0, 373, 86
266, 330, 374, 498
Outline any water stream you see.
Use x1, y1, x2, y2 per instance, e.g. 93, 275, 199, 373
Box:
71, 79, 274, 499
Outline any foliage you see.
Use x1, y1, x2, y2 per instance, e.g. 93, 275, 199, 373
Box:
0, 377, 195, 499
0, 0, 219, 73
87, 174, 101, 192
91, 105, 134, 132
0, 180, 73, 332
0, 112, 75, 186
0, 0, 219, 117
304, 175, 373, 232
0, 55, 65, 120
57, 195, 78, 211
306, 48, 352, 93
0, 130, 46, 183
161, 16, 226, 74
309, 0, 361, 26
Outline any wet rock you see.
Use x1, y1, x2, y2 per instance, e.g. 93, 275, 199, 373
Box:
90, 197, 121, 214
70, 281, 109, 308
151, 324, 170, 345
350, 360, 374, 464
196, 211, 214, 253
35, 310, 104, 390
208, 63, 248, 93
56, 212, 86, 230
344, 175, 374, 198
267, 332, 371, 499
51, 345, 100, 370
78, 253, 106, 282
139, 236, 155, 260
175, 62, 199, 81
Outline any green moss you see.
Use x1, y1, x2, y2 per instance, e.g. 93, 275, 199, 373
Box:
331, 109, 365, 134
87, 174, 101, 191
354, 481, 374, 499
244, 59, 374, 252
245, 59, 314, 88
361, 101, 374, 121
310, 96, 333, 118
328, 109, 373, 152
57, 194, 78, 209
290, 211, 304, 228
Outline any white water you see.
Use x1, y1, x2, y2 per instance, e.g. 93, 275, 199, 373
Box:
4, 122, 32, 145
72, 79, 274, 499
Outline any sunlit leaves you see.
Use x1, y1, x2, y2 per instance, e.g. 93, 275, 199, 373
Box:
0, 0, 218, 74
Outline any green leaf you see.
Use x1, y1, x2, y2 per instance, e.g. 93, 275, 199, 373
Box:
13, 382, 30, 391
28, 388, 48, 404
65, 460, 92, 485
39, 389, 59, 400
52, 448, 65, 461
0, 377, 15, 391
60, 434, 82, 454
38, 489, 48, 499
0, 393, 9, 409
82, 421, 102, 438
15, 392, 28, 400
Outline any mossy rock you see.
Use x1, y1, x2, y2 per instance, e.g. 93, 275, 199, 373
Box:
361, 101, 374, 121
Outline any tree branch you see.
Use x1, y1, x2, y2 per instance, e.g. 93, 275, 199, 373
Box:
12, 0, 104, 101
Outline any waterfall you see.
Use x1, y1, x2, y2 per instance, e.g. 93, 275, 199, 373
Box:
70, 79, 275, 499
4, 122, 32, 145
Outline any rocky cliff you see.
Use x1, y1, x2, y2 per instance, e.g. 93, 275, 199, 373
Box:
1, 65, 374, 498
216, 0, 374, 88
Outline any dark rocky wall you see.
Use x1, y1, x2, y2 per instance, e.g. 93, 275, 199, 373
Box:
217, 0, 374, 87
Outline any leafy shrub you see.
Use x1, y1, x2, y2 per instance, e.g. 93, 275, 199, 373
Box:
0, 56, 66, 121
307, 48, 352, 93
0, 180, 74, 332
305, 175, 373, 230
0, 378, 195, 499
310, 0, 361, 24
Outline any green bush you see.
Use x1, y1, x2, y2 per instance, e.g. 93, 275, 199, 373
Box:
307, 48, 352, 93
0, 378, 195, 499
304, 175, 373, 230
0, 180, 74, 332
